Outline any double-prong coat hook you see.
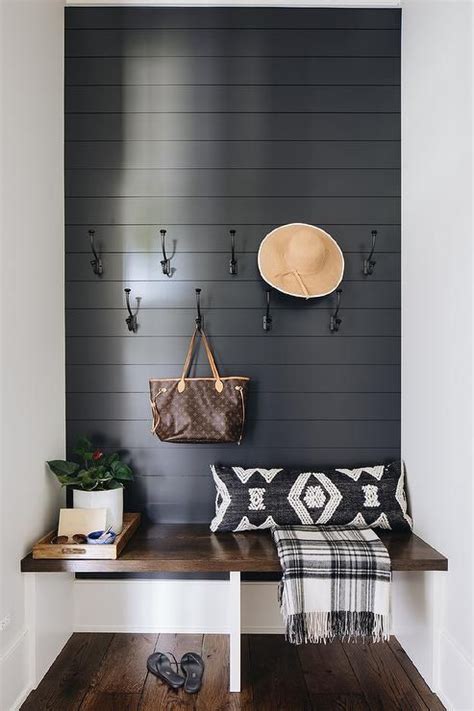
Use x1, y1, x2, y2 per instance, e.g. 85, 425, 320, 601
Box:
229, 229, 237, 275
160, 229, 172, 277
124, 288, 140, 333
88, 229, 103, 276
330, 289, 343, 332
363, 229, 378, 276
263, 289, 272, 332
195, 288, 203, 331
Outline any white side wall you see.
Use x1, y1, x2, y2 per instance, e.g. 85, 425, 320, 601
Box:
400, 2, 474, 709
0, 2, 72, 709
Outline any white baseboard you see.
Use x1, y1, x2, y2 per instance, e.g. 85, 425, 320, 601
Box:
437, 689, 453, 711
8, 685, 33, 711
0, 628, 32, 711
0, 573, 74, 711
8, 684, 33, 711
74, 579, 284, 635
437, 629, 473, 711
26, 573, 74, 687
241, 625, 285, 634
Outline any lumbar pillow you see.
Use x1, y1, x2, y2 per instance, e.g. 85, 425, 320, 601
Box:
210, 461, 412, 533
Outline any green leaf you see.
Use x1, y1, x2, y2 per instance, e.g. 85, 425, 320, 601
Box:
107, 480, 124, 490
97, 473, 113, 483
47, 460, 80, 478
55, 474, 83, 487
74, 436, 93, 457
77, 470, 99, 488
76, 435, 92, 449
111, 462, 133, 481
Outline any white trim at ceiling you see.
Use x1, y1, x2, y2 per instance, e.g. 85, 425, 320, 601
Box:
65, 1, 401, 7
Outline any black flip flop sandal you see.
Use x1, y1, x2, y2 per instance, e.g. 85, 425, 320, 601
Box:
180, 652, 205, 694
147, 652, 184, 690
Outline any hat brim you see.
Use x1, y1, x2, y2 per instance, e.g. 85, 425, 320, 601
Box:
258, 223, 345, 299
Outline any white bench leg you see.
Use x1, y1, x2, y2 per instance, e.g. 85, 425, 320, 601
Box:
229, 571, 241, 692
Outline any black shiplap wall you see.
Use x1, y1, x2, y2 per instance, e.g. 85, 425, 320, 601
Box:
65, 8, 401, 523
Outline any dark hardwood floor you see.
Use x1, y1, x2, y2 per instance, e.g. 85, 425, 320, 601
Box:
21, 634, 445, 711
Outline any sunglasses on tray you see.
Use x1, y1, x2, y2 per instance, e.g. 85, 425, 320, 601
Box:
51, 534, 88, 545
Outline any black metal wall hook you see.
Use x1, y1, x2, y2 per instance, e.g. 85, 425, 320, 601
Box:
88, 229, 103, 276
124, 288, 140, 333
160, 229, 172, 277
263, 289, 272, 332
330, 289, 343, 332
195, 288, 203, 331
229, 229, 237, 275
363, 229, 378, 276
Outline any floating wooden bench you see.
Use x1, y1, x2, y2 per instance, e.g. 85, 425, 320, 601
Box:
21, 521, 447, 574
21, 520, 447, 692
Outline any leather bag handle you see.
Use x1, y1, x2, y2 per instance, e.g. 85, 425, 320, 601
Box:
179, 328, 223, 392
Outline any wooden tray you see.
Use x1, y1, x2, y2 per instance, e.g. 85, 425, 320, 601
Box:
32, 512, 141, 560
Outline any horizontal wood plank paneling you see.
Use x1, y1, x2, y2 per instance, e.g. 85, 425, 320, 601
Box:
66, 113, 401, 142
66, 197, 400, 224
68, 392, 400, 421
65, 29, 400, 57
113, 448, 403, 477
66, 336, 400, 366
66, 169, 400, 198
66, 85, 400, 113
66, 308, 400, 337
66, 364, 401, 394
66, 419, 401, 450
65, 8, 401, 30
66, 253, 400, 281
65, 225, 401, 253
66, 281, 400, 309
66, 57, 400, 86
65, 142, 400, 171
65, 7, 400, 523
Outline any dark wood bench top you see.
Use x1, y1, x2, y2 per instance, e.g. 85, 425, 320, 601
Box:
21, 522, 447, 574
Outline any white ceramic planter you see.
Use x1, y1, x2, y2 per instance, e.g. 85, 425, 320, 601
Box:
73, 487, 124, 534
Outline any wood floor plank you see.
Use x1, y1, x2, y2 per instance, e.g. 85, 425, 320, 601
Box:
22, 633, 444, 711
307, 695, 370, 711
195, 634, 253, 711
21, 633, 113, 711
94, 633, 157, 694
80, 691, 140, 710
238, 635, 254, 711
341, 641, 429, 711
387, 638, 445, 711
297, 640, 362, 697
249, 634, 311, 711
139, 633, 202, 711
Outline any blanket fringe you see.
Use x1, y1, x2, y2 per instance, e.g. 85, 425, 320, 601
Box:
285, 611, 390, 645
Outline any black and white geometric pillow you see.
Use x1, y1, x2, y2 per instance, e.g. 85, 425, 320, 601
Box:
210, 461, 412, 533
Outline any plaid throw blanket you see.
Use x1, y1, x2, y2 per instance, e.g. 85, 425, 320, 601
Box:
272, 526, 391, 644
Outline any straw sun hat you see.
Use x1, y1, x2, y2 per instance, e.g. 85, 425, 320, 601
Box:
257, 223, 344, 299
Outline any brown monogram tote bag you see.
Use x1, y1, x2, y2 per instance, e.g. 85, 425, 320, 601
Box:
149, 328, 249, 444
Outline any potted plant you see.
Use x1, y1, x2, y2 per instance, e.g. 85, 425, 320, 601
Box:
47, 437, 134, 534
